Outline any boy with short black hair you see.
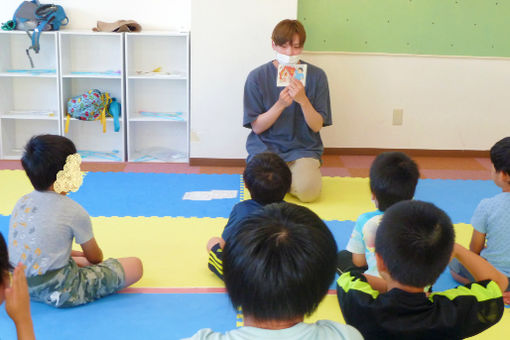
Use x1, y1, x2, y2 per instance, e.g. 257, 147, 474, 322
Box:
206, 152, 291, 279
0, 234, 35, 340
189, 202, 362, 339
338, 151, 419, 276
449, 136, 510, 304
8, 134, 143, 308
337, 200, 507, 340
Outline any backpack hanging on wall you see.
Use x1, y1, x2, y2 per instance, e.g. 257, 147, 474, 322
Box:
66, 89, 121, 133
13, 0, 68, 67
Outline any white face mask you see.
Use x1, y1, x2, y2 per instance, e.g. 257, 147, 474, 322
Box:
276, 52, 301, 65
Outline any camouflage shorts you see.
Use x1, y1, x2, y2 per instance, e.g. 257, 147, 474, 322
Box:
27, 258, 125, 308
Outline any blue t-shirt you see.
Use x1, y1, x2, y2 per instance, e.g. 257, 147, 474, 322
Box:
345, 210, 384, 276
243, 61, 332, 163
471, 192, 510, 276
221, 199, 263, 242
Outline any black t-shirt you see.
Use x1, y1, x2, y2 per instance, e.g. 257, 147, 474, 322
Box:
337, 272, 504, 340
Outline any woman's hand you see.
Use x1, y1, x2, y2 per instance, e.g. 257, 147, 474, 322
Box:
277, 87, 293, 108
288, 78, 307, 104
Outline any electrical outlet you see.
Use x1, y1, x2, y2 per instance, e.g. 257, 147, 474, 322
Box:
392, 109, 403, 126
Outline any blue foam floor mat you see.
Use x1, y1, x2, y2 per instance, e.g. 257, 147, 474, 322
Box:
67, 174, 499, 222
68, 173, 242, 218
415, 178, 499, 224
326, 220, 354, 251
0, 293, 235, 340
0, 215, 8, 239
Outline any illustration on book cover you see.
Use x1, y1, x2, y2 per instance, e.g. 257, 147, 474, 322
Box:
277, 64, 307, 87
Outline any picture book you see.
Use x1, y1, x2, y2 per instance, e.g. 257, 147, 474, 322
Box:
277, 63, 307, 87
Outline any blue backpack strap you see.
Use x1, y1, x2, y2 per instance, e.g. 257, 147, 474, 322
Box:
24, 19, 45, 68
109, 98, 121, 132
24, 30, 36, 68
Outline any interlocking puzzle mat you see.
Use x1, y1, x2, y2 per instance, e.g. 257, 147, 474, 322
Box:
0, 171, 242, 218
0, 172, 500, 223
0, 171, 507, 339
0, 293, 236, 340
0, 215, 483, 293
283, 177, 499, 224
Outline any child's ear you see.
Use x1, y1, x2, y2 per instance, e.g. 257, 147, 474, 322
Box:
501, 171, 510, 182
371, 193, 379, 208
375, 253, 388, 277
1, 272, 10, 288
0, 273, 9, 304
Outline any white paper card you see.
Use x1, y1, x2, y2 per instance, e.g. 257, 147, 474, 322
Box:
277, 63, 307, 87
182, 190, 238, 201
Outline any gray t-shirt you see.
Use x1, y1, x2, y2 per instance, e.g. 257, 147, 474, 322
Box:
183, 320, 362, 340
8, 190, 93, 277
471, 192, 510, 276
244, 61, 332, 163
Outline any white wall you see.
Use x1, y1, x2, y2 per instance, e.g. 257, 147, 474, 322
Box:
0, 0, 190, 31
190, 0, 297, 159
190, 1, 509, 159
306, 52, 510, 151
3, 0, 506, 158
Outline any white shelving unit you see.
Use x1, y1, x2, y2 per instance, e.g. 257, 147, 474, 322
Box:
125, 32, 189, 162
0, 31, 60, 159
0, 31, 190, 163
59, 31, 125, 162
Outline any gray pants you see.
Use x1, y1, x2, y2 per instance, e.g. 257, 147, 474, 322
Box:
449, 258, 510, 291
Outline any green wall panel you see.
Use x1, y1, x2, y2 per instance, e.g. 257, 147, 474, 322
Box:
298, 0, 510, 57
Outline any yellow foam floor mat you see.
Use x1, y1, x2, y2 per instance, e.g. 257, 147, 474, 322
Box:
0, 170, 32, 215
306, 295, 344, 324
81, 216, 475, 289
244, 177, 374, 221
82, 216, 227, 288
454, 223, 473, 247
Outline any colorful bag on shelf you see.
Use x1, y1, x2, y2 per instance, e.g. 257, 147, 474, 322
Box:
66, 89, 120, 133
13, 0, 68, 67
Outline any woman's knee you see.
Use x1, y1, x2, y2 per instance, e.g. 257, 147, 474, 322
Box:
289, 158, 322, 202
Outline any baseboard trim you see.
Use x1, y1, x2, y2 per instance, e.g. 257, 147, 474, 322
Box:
323, 148, 489, 157
189, 148, 489, 166
189, 158, 246, 166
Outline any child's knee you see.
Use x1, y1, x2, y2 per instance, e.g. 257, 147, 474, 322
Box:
119, 257, 143, 286
130, 257, 143, 277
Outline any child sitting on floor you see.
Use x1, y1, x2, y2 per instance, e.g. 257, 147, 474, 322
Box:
8, 134, 143, 308
188, 202, 362, 339
337, 200, 507, 340
449, 136, 510, 304
1, 234, 35, 340
206, 152, 291, 279
337, 151, 419, 276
